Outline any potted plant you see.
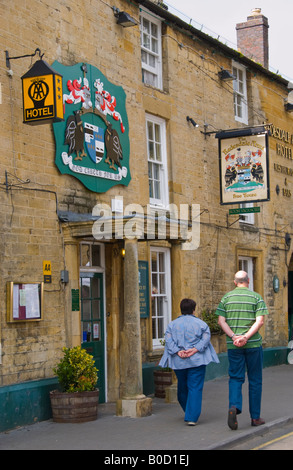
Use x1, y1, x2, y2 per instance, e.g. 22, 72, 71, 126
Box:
50, 346, 99, 423
154, 340, 173, 398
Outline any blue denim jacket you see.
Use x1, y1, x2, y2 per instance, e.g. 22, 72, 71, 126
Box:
159, 315, 219, 370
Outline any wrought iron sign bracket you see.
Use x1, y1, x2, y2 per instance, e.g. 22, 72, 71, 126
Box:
226, 213, 241, 228
5, 48, 43, 70
200, 130, 218, 139
200, 124, 219, 140
4, 170, 30, 192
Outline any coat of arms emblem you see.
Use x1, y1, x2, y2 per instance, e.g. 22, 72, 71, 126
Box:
52, 62, 130, 192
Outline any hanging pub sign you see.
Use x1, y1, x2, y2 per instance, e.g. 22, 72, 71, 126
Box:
216, 126, 270, 205
22, 59, 64, 125
52, 61, 131, 193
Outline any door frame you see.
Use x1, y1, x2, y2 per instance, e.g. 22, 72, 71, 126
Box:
238, 255, 254, 291
288, 270, 293, 340
79, 242, 107, 402
150, 246, 172, 349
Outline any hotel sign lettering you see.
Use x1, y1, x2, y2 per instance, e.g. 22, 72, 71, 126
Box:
270, 124, 293, 198
270, 124, 293, 160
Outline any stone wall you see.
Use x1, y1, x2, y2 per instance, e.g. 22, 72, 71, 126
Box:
0, 0, 292, 392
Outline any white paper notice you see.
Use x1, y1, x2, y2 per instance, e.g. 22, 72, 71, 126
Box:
25, 284, 40, 318
13, 284, 19, 319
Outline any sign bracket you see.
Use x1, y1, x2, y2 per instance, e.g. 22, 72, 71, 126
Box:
5, 48, 43, 70
226, 213, 241, 228
4, 170, 30, 192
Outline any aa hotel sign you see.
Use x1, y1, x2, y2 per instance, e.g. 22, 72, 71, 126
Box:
217, 127, 270, 205
22, 59, 63, 125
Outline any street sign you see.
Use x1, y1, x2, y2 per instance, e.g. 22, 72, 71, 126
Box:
229, 207, 260, 215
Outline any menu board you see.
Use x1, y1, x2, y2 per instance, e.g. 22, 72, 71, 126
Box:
7, 282, 43, 322
138, 261, 149, 318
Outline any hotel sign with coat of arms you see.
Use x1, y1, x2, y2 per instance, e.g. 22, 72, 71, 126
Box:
52, 62, 131, 193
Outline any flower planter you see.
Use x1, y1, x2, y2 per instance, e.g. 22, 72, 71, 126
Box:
153, 370, 173, 398
50, 389, 99, 423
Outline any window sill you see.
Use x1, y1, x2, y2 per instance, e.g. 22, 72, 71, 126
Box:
234, 116, 248, 126
147, 348, 164, 362
142, 82, 168, 95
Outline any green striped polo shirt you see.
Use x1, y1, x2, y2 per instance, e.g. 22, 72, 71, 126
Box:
215, 287, 269, 349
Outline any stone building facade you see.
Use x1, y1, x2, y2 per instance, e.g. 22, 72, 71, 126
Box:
0, 0, 292, 429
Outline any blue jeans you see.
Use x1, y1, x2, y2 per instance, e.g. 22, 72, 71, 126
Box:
174, 365, 206, 423
228, 347, 263, 420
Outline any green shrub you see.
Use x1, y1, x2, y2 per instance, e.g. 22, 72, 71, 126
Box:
53, 346, 98, 393
201, 309, 223, 335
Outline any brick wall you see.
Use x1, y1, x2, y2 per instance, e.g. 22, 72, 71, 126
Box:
236, 9, 269, 68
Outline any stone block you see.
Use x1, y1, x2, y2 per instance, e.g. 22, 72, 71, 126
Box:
116, 395, 152, 418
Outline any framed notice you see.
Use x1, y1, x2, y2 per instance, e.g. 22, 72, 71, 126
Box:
7, 282, 43, 322
217, 127, 270, 205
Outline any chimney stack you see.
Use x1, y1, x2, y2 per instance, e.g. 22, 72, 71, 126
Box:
236, 8, 269, 69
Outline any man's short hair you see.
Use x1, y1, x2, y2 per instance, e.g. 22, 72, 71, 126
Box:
180, 298, 196, 315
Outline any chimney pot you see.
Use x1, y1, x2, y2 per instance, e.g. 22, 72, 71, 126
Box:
251, 8, 262, 15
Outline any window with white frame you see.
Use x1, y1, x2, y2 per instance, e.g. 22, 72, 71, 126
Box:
140, 9, 162, 89
239, 202, 255, 225
238, 256, 254, 291
146, 114, 168, 207
80, 242, 104, 269
151, 247, 171, 348
233, 62, 248, 124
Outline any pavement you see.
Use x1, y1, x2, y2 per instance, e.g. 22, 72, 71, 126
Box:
1, 364, 293, 451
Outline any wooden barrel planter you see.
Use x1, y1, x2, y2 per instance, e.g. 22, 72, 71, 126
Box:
50, 389, 99, 423
153, 370, 173, 398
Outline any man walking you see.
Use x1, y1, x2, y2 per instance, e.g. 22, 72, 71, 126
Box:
216, 271, 269, 430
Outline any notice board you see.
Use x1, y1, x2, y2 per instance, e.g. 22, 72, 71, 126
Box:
139, 261, 149, 318
7, 282, 43, 322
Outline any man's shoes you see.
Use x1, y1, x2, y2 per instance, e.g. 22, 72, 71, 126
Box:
186, 421, 197, 426
228, 407, 238, 430
251, 418, 265, 427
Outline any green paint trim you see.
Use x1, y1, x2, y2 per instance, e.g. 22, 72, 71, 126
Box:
0, 377, 59, 433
